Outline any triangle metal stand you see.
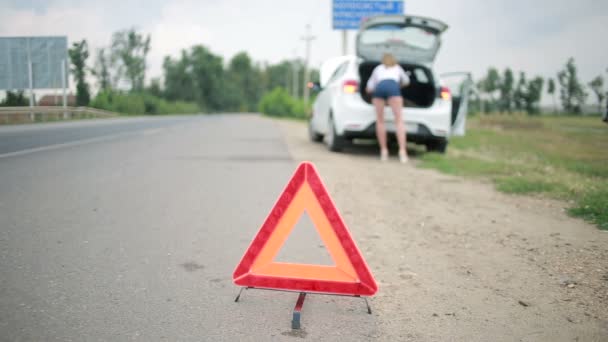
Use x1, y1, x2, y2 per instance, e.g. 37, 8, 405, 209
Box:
234, 287, 372, 330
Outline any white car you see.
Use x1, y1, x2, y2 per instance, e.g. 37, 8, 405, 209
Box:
309, 15, 472, 153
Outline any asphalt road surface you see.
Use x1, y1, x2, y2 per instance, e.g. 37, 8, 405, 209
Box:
1, 114, 607, 341
0, 117, 197, 157
1, 115, 372, 341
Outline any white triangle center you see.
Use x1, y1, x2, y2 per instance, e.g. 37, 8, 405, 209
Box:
273, 210, 335, 266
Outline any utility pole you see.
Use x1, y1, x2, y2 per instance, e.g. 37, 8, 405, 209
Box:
301, 24, 316, 104
292, 49, 299, 99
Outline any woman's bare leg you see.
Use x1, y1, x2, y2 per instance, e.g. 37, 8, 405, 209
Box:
373, 97, 388, 156
389, 96, 408, 160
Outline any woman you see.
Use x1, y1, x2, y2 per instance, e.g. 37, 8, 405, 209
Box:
365, 53, 410, 163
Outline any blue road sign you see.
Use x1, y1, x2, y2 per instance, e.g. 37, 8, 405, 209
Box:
333, 0, 404, 30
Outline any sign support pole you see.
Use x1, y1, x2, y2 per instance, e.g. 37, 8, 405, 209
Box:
28, 61, 34, 106
28, 61, 34, 121
61, 59, 68, 119
342, 30, 348, 55
27, 40, 34, 121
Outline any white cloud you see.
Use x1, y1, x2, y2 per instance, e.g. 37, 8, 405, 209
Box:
147, 1, 217, 79
0, 5, 109, 50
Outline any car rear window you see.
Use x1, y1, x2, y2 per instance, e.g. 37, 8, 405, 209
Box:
360, 25, 438, 50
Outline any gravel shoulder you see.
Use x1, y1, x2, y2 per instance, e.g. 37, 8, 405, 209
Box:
276, 118, 608, 341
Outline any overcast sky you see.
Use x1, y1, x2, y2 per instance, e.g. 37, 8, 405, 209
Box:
1, 0, 607, 100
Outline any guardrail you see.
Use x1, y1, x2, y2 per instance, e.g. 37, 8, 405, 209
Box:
0, 106, 119, 124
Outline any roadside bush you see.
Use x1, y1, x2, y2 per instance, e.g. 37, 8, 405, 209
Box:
91, 90, 145, 115
158, 99, 200, 114
90, 90, 200, 115
0, 90, 29, 106
258, 87, 308, 120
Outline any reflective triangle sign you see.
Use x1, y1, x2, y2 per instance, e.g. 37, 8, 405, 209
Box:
233, 162, 378, 296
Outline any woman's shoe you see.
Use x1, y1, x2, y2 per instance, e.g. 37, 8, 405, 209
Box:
380, 149, 389, 162
399, 150, 408, 164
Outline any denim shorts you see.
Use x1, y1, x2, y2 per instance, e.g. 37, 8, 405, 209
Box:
373, 80, 401, 100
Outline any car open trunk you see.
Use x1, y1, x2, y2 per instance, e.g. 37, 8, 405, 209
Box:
359, 61, 436, 108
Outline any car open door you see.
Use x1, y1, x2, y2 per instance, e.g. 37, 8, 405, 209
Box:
356, 15, 448, 64
441, 72, 473, 136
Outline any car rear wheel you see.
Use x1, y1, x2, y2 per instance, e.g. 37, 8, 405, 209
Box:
325, 114, 346, 152
308, 120, 323, 142
426, 138, 447, 154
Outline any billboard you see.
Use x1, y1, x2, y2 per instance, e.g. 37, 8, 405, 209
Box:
0, 36, 68, 90
333, 0, 404, 30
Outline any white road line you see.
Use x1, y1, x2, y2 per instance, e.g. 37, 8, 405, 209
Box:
142, 128, 163, 135
0, 128, 163, 159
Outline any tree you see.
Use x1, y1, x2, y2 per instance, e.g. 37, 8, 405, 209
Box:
68, 39, 91, 106
262, 61, 290, 91
475, 79, 486, 113
162, 51, 196, 103
523, 76, 544, 115
160, 46, 316, 113
162, 45, 233, 111
513, 72, 527, 112
147, 78, 163, 98
499, 68, 514, 113
480, 67, 500, 112
557, 58, 587, 114
111, 28, 151, 91
91, 48, 112, 90
189, 45, 229, 111
0, 90, 29, 106
228, 52, 265, 111
547, 78, 557, 113
588, 76, 605, 114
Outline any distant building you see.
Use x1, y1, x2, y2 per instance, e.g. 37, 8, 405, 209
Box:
38, 94, 76, 106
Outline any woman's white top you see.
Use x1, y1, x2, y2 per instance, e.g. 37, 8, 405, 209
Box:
366, 64, 410, 91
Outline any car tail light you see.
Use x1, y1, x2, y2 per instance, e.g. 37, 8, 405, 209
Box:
343, 80, 359, 94
440, 86, 451, 100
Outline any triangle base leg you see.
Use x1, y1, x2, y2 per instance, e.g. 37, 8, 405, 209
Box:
363, 296, 372, 314
234, 287, 252, 302
291, 292, 307, 330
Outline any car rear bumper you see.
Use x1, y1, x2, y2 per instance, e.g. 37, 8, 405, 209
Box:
333, 94, 452, 140
343, 122, 443, 144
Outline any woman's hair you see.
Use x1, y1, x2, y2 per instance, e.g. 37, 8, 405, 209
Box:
382, 53, 397, 67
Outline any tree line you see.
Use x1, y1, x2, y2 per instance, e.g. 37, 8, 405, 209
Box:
61, 28, 318, 115
471, 58, 606, 115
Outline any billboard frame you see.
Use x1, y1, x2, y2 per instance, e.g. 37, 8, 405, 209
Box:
0, 36, 69, 108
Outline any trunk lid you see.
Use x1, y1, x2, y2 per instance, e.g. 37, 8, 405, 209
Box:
356, 15, 448, 64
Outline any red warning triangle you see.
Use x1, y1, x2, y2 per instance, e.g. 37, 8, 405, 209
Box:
233, 162, 378, 296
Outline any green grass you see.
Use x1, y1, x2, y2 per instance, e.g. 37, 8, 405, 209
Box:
418, 114, 608, 230
568, 188, 608, 230
494, 177, 566, 194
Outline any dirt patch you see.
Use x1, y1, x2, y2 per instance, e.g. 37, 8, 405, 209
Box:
180, 261, 205, 272
281, 329, 308, 338
276, 118, 608, 341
